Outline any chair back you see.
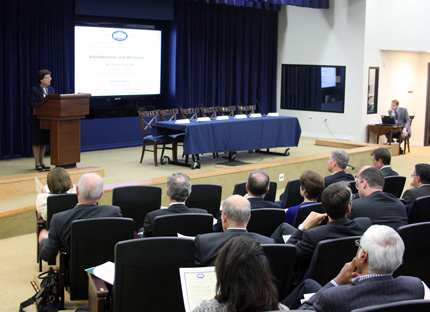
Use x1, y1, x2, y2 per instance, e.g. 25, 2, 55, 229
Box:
113, 237, 195, 312
293, 203, 326, 228
138, 109, 159, 136
232, 181, 277, 203
351, 299, 430, 312
237, 105, 256, 114
159, 108, 179, 121
200, 106, 219, 117
112, 185, 162, 231
348, 180, 358, 194
281, 179, 304, 208
262, 244, 296, 299
153, 213, 214, 237
307, 236, 360, 285
247, 208, 285, 237
219, 105, 236, 116
394, 222, 430, 286
46, 193, 78, 230
180, 107, 200, 119
185, 184, 222, 219
383, 176, 406, 198
408, 195, 430, 224
69, 218, 134, 300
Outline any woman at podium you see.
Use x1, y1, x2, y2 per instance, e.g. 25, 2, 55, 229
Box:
28, 69, 54, 172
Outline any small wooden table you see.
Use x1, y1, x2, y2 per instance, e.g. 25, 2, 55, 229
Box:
367, 124, 402, 153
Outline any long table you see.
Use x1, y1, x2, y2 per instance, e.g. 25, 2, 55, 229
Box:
152, 116, 301, 167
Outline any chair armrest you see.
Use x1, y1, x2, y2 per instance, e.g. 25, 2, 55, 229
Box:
88, 273, 110, 312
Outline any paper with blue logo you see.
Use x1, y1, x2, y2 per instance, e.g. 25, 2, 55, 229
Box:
180, 266, 216, 312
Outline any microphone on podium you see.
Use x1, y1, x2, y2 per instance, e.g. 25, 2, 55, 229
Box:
255, 99, 266, 117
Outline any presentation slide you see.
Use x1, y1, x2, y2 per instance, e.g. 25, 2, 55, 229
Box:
75, 26, 162, 96
321, 67, 336, 88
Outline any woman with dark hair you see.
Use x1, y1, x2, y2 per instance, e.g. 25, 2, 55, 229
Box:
284, 170, 324, 225
193, 235, 288, 312
28, 69, 55, 171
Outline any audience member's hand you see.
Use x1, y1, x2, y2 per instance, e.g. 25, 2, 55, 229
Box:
302, 212, 327, 230
38, 229, 49, 244
333, 260, 358, 285
402, 129, 408, 137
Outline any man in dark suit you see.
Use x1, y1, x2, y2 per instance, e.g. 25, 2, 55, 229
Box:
271, 182, 371, 278
143, 173, 207, 237
349, 167, 407, 230
388, 99, 411, 142
39, 173, 122, 263
195, 195, 274, 266
402, 163, 430, 211
370, 147, 399, 177
213, 169, 280, 232
284, 225, 428, 311
324, 150, 355, 187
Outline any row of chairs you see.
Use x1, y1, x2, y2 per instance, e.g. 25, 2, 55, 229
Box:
138, 106, 257, 166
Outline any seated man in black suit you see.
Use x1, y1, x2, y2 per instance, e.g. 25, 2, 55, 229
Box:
401, 163, 430, 211
213, 169, 280, 232
349, 166, 407, 230
325, 150, 355, 187
143, 172, 207, 237
283, 225, 429, 311
195, 195, 274, 266
370, 147, 399, 177
272, 181, 371, 280
38, 173, 122, 263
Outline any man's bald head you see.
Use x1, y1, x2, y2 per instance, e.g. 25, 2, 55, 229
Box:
221, 195, 251, 229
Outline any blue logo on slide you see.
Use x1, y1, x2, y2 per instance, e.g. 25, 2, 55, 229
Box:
112, 31, 128, 41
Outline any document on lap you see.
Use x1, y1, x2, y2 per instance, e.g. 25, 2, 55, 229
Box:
180, 266, 216, 312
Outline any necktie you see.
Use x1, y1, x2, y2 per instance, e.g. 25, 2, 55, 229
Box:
395, 111, 398, 121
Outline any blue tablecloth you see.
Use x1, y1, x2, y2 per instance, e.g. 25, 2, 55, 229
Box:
152, 116, 301, 155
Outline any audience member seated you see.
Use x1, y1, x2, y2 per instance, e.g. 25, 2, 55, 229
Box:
371, 147, 399, 177
283, 225, 430, 311
271, 181, 371, 279
284, 170, 324, 225
195, 195, 274, 266
143, 173, 207, 237
324, 150, 355, 187
193, 235, 288, 312
38, 173, 122, 263
401, 163, 430, 211
213, 169, 280, 232
349, 167, 407, 230
36, 167, 76, 221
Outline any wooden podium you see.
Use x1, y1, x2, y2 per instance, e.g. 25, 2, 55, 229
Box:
33, 94, 90, 167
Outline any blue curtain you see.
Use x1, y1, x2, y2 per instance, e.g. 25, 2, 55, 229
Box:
281, 65, 322, 110
0, 0, 75, 159
175, 1, 278, 114
181, 0, 329, 10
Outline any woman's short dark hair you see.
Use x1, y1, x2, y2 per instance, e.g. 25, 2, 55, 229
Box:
47, 167, 72, 194
300, 170, 325, 201
36, 69, 51, 82
214, 235, 279, 312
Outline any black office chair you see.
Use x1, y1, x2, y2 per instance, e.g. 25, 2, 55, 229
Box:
351, 299, 430, 312
152, 213, 214, 237
394, 222, 430, 286
232, 181, 277, 202
247, 208, 286, 237
280, 179, 304, 208
293, 202, 326, 228
88, 237, 195, 312
348, 180, 358, 194
112, 185, 162, 232
306, 236, 361, 286
185, 184, 222, 219
383, 176, 406, 198
407, 196, 430, 224
37, 193, 78, 271
262, 244, 296, 299
59, 218, 134, 307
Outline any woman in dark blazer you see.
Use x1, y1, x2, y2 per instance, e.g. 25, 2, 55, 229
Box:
28, 69, 55, 171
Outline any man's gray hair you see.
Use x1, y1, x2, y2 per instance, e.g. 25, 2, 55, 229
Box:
331, 150, 349, 170
222, 195, 251, 226
360, 225, 405, 274
166, 173, 192, 202
77, 173, 104, 201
